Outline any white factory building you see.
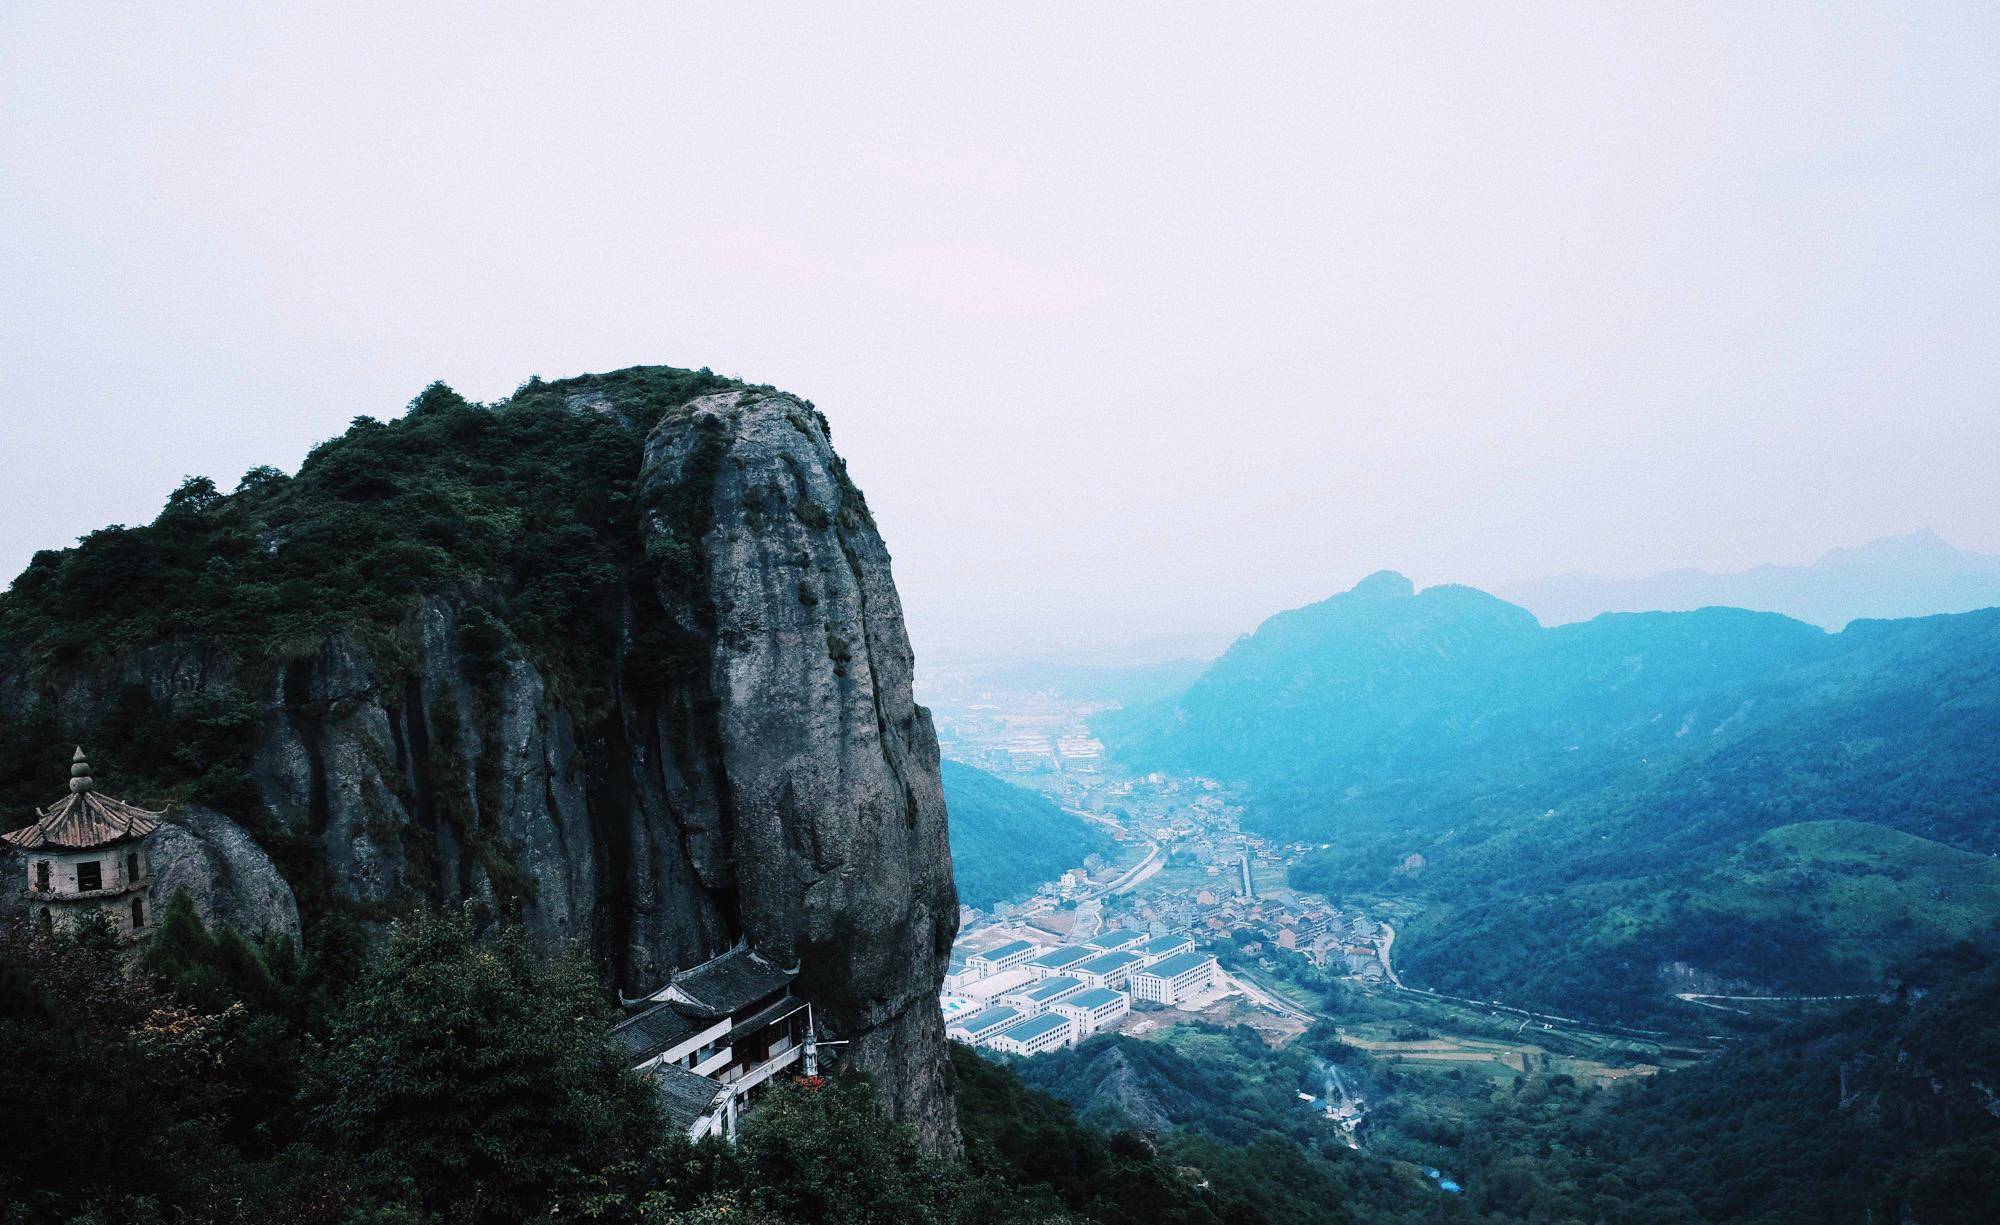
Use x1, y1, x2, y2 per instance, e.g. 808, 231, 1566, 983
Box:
1052, 986, 1129, 1036
1024, 944, 1096, 979
987, 1011, 1076, 1057
949, 1004, 1023, 1045
1081, 928, 1146, 953
1130, 951, 1219, 1005
967, 938, 1039, 976
1072, 949, 1143, 991
1134, 933, 1195, 965
1001, 974, 1086, 1017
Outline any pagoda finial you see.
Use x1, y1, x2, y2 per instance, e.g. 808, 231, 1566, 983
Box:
69, 746, 93, 795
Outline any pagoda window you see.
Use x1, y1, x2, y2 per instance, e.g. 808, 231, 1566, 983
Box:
77, 861, 101, 892
34, 861, 50, 891
131, 897, 145, 930
126, 853, 140, 883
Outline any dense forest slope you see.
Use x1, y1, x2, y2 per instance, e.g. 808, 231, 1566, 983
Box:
1100, 572, 2000, 1016
0, 368, 960, 1147
942, 760, 1114, 908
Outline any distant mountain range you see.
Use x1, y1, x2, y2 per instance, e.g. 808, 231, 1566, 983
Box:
1504, 529, 2000, 629
1098, 570, 2000, 1019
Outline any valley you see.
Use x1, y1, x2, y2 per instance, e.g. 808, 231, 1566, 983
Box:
924, 667, 1723, 1163
927, 584, 2000, 1223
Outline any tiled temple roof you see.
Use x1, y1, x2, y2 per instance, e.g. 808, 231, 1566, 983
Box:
610, 999, 712, 1062
646, 1062, 728, 1132
666, 945, 797, 1019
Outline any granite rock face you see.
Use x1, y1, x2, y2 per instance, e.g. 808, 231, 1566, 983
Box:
644, 393, 959, 1145
147, 804, 302, 943
0, 381, 961, 1151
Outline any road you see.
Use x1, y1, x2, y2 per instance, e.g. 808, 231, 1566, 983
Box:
1370, 918, 1726, 1041
1674, 991, 1871, 1013
1093, 838, 1164, 898
1111, 851, 1166, 895
1377, 922, 1403, 988
1222, 967, 1316, 1024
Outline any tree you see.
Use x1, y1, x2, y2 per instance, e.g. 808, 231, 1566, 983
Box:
299, 905, 659, 1222
161, 474, 223, 518
140, 886, 223, 999
0, 916, 251, 1220
729, 1075, 957, 1225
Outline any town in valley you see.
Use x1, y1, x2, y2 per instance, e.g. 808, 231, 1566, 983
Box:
926, 665, 1392, 1129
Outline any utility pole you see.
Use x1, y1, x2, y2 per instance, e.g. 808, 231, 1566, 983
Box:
802, 1003, 848, 1077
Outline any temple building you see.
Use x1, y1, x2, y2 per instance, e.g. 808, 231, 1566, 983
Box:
611, 943, 812, 1142
3, 748, 162, 937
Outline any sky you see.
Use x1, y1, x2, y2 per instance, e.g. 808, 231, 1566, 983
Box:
4, 4, 1998, 662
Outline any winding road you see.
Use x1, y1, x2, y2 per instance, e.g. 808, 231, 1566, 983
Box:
1674, 991, 1872, 1013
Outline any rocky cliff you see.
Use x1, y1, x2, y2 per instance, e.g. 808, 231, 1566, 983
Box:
0, 371, 961, 1149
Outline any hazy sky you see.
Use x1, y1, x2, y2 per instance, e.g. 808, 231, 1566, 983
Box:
5, 4, 1998, 661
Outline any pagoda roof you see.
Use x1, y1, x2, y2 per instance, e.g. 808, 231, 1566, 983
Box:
2, 750, 164, 852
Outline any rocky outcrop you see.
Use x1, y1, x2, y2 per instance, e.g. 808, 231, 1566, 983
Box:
0, 379, 960, 1151
148, 805, 301, 943
644, 393, 959, 1144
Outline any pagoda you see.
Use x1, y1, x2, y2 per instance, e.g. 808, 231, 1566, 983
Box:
3, 748, 163, 936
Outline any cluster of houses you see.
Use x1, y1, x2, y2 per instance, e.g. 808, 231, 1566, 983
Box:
1111, 886, 1385, 979
940, 927, 1219, 1056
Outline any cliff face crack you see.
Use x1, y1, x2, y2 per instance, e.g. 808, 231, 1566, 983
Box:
838, 534, 914, 827
281, 658, 331, 837
586, 702, 638, 986
397, 675, 449, 902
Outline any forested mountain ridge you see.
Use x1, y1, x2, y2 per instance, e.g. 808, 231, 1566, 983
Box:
942, 760, 1114, 908
1100, 572, 2000, 1016
0, 366, 961, 1146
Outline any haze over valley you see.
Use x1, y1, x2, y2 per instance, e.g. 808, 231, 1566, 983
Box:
6, 6, 2000, 1225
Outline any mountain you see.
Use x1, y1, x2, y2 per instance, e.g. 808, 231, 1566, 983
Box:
942, 760, 1115, 909
0, 368, 960, 1147
1505, 529, 2000, 629
1100, 572, 2000, 1018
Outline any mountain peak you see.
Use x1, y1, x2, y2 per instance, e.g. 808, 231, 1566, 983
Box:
1347, 570, 1416, 599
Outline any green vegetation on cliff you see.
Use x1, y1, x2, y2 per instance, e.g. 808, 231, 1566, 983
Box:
0, 368, 748, 847
1, 369, 743, 675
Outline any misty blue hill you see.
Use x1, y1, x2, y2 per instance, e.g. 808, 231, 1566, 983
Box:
1098, 570, 1833, 824
1504, 528, 2000, 629
972, 657, 1209, 706
1098, 572, 2000, 1018
942, 760, 1114, 909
